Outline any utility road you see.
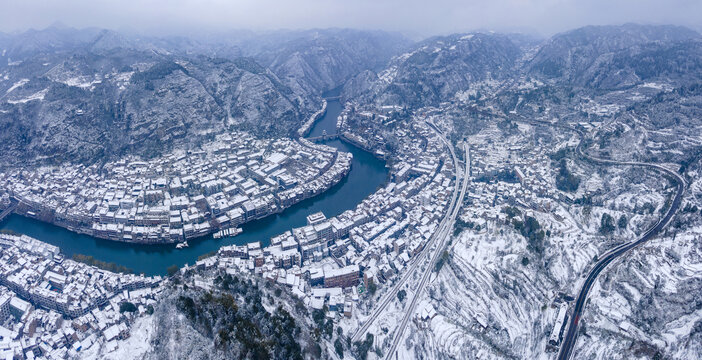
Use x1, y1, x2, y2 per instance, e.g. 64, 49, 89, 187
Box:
351, 121, 466, 345
516, 118, 687, 360
555, 125, 685, 360
384, 122, 471, 359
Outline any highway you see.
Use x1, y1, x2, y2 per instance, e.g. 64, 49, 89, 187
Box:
350, 121, 466, 344
384, 123, 471, 359
521, 119, 687, 360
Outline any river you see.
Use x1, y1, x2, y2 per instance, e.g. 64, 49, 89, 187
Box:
0, 92, 389, 276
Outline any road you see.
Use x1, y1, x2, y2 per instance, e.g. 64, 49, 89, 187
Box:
350, 121, 465, 344
384, 123, 471, 359
0, 200, 17, 222
522, 120, 687, 360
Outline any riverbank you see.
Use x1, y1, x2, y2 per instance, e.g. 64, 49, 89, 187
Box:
297, 99, 327, 137
0, 96, 389, 276
6, 138, 352, 245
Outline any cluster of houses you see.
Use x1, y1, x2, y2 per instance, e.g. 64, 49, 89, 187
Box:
0, 105, 578, 358
449, 116, 585, 239
0, 98, 570, 358
0, 234, 161, 359
0, 105, 469, 358
0, 132, 351, 244
0, 73, 606, 359
181, 119, 457, 319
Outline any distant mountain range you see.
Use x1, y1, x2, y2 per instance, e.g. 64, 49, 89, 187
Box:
0, 26, 411, 165
346, 23, 701, 108
1, 23, 700, 165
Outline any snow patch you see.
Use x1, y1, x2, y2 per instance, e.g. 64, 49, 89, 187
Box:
5, 78, 28, 93
61, 76, 103, 89
7, 88, 48, 104
82, 316, 155, 360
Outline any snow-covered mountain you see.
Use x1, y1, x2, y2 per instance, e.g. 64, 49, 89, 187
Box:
0, 26, 410, 165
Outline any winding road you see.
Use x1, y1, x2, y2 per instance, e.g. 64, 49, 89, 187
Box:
521, 119, 686, 360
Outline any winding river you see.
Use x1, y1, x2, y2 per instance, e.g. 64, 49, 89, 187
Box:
0, 91, 389, 276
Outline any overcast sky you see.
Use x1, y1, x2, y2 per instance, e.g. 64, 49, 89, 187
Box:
1, 0, 700, 38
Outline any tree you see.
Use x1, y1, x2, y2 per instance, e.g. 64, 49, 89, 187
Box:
618, 215, 628, 229
514, 216, 546, 255
555, 158, 580, 192
334, 338, 344, 357
324, 318, 334, 339
167, 265, 179, 276
312, 309, 326, 328
502, 206, 521, 219
353, 333, 375, 360
397, 289, 407, 302
521, 257, 530, 266
434, 250, 450, 272
119, 301, 137, 313
367, 279, 377, 296
453, 218, 474, 236
71, 254, 133, 274
600, 213, 616, 235
682, 203, 698, 213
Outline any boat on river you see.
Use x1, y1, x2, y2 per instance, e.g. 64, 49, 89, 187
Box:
213, 227, 242, 239
175, 241, 189, 249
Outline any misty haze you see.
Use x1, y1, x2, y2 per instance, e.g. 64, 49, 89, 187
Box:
0, 1, 701, 360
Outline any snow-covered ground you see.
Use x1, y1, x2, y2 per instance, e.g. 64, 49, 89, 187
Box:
7, 88, 48, 103
80, 316, 155, 360
380, 119, 683, 359
4, 78, 28, 93
574, 228, 702, 359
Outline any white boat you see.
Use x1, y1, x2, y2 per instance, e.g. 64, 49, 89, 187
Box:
175, 241, 189, 249
213, 227, 243, 239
